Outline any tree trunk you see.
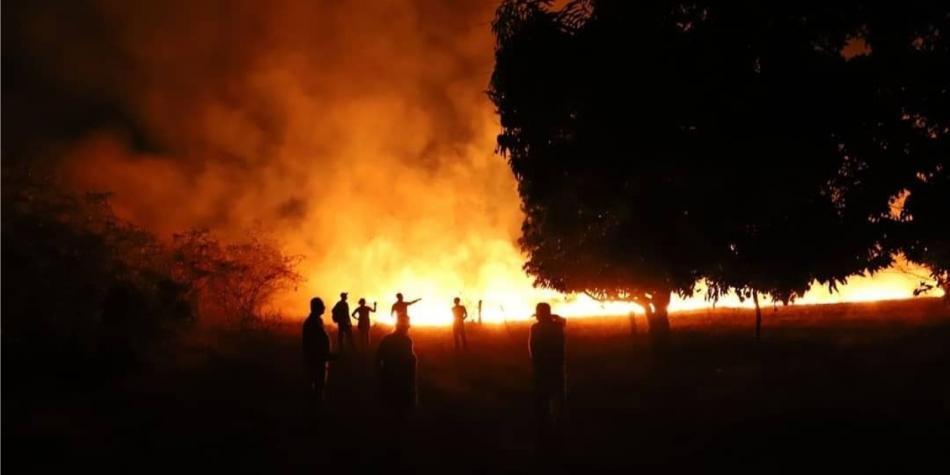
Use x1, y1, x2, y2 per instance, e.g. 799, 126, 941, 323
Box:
646, 289, 671, 346
753, 289, 762, 342
628, 311, 638, 336
630, 295, 650, 338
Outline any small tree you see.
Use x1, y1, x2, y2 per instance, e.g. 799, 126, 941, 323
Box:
2, 171, 192, 384
172, 229, 302, 327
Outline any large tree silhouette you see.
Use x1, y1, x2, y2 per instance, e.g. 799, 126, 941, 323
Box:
490, 0, 949, 338
713, 2, 949, 337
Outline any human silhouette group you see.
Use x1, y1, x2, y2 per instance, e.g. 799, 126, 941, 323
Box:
301, 292, 567, 445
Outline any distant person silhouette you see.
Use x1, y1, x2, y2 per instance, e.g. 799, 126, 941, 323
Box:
351, 298, 377, 349
376, 315, 417, 422
451, 297, 468, 350
530, 302, 566, 445
478, 299, 483, 325
332, 292, 356, 352
303, 297, 334, 409
390, 293, 421, 323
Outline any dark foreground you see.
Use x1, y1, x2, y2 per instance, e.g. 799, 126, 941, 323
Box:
6, 299, 950, 473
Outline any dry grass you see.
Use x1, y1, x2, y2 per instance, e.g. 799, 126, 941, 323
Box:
6, 298, 949, 473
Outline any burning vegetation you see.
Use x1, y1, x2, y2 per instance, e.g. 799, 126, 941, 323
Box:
2, 0, 946, 338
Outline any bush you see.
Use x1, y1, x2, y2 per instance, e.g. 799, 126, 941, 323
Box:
2, 172, 301, 393
171, 229, 302, 328
2, 176, 191, 389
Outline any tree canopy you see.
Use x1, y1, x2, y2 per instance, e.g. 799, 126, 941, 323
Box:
490, 0, 949, 335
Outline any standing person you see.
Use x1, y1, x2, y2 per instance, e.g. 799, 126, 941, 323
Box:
376, 315, 417, 422
390, 293, 421, 323
332, 292, 356, 352
451, 297, 468, 350
478, 299, 483, 325
375, 315, 417, 467
529, 302, 566, 446
351, 298, 377, 350
302, 297, 333, 409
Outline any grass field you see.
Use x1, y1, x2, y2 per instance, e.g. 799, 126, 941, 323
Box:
6, 298, 950, 473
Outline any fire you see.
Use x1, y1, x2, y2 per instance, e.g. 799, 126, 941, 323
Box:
38, 0, 940, 327
299, 259, 943, 327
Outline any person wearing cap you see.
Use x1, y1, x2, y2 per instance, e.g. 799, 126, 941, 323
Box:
529, 302, 566, 444
351, 297, 377, 349
390, 292, 421, 323
331, 292, 356, 352
451, 297, 468, 350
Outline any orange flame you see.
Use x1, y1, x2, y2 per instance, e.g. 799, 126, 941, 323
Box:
41, 1, 940, 326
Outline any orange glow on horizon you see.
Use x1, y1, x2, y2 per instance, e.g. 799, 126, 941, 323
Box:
48, 1, 943, 328
283, 259, 943, 327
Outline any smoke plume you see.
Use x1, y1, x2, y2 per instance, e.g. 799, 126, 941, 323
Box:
4, 0, 938, 323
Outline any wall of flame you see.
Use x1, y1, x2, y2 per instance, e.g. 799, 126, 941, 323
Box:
12, 0, 939, 326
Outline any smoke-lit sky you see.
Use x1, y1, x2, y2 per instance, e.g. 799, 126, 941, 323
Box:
4, 0, 540, 319
3, 0, 939, 323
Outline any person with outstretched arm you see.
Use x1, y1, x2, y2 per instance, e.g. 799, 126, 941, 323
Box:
390, 293, 421, 322
351, 298, 377, 350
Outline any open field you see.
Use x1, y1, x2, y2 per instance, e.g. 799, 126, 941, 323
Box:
5, 298, 950, 473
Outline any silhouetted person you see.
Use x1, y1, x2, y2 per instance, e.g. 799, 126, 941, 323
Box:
376, 315, 417, 423
530, 302, 566, 446
451, 297, 468, 350
332, 292, 356, 352
303, 297, 334, 409
390, 293, 421, 323
478, 299, 483, 325
351, 298, 377, 349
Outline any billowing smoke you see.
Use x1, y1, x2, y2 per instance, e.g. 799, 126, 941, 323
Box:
4, 0, 938, 324
8, 0, 544, 323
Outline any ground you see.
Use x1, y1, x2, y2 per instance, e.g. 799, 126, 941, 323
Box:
5, 298, 950, 473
